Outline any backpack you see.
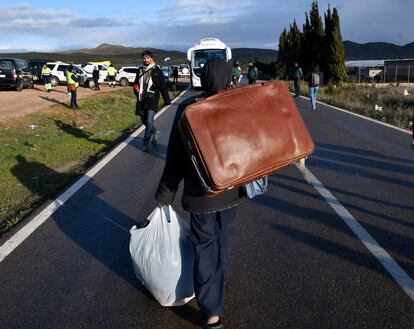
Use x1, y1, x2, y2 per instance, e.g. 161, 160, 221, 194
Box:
311, 73, 320, 86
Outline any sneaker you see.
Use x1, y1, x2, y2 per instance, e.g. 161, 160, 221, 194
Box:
203, 319, 222, 328
142, 142, 149, 152
152, 131, 161, 144
312, 106, 316, 110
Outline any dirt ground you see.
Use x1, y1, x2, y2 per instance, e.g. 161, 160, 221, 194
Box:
0, 77, 190, 121
0, 83, 125, 121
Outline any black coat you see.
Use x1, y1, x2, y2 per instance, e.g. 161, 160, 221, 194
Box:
92, 69, 99, 80
155, 59, 244, 213
133, 66, 171, 113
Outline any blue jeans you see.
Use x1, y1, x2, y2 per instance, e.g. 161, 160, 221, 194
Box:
190, 206, 237, 318
143, 109, 157, 143
310, 86, 319, 108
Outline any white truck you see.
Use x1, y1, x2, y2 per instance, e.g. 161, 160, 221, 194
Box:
187, 38, 232, 88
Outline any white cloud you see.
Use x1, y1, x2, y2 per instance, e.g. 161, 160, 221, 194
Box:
0, 0, 413, 52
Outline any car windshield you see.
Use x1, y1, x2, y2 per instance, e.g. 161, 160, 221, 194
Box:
193, 49, 226, 76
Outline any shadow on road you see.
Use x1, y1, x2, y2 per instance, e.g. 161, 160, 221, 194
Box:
9, 155, 155, 300
271, 175, 414, 227
252, 174, 414, 277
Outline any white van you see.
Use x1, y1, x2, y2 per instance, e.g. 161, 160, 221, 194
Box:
115, 66, 140, 86
46, 62, 103, 88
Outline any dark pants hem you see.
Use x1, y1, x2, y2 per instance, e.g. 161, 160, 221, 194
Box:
190, 206, 237, 318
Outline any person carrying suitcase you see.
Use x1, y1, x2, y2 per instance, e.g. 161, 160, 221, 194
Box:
155, 58, 244, 328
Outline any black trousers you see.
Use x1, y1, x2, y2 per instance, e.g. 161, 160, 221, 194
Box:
70, 89, 78, 107
294, 78, 301, 96
190, 206, 237, 318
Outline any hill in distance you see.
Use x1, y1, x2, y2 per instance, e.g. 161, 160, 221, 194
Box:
1, 41, 413, 67
344, 41, 414, 60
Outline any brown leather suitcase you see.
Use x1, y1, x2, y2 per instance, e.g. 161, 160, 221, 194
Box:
179, 81, 315, 196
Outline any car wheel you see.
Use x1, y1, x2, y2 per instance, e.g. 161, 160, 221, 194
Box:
88, 79, 95, 89
120, 78, 129, 86
51, 76, 60, 86
16, 79, 23, 91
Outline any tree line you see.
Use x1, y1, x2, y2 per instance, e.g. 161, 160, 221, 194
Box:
276, 1, 345, 84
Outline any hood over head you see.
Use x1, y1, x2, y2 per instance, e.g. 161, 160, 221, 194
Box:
201, 59, 232, 96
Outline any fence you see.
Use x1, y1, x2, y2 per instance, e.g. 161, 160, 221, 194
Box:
349, 64, 413, 84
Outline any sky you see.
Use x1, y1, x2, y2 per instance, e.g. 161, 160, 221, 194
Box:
0, 0, 412, 53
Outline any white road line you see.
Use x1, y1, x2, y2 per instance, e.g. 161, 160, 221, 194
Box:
0, 87, 191, 263
296, 163, 414, 302
298, 95, 411, 135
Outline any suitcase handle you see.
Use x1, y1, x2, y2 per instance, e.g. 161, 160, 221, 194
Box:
191, 155, 214, 193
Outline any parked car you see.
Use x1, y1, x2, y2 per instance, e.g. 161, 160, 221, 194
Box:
46, 61, 104, 88
115, 66, 140, 86
0, 58, 33, 91
82, 63, 109, 80
178, 64, 190, 76
27, 59, 50, 83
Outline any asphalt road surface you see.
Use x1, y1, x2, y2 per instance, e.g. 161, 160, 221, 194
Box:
0, 85, 413, 329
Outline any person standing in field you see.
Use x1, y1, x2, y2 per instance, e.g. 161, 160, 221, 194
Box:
306, 63, 321, 110
41, 64, 52, 92
92, 66, 100, 91
66, 65, 80, 109
172, 66, 179, 85
292, 62, 303, 97
107, 64, 117, 87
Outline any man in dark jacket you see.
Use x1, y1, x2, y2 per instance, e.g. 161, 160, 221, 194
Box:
247, 61, 259, 84
155, 59, 244, 328
133, 50, 171, 151
92, 66, 100, 91
292, 62, 303, 97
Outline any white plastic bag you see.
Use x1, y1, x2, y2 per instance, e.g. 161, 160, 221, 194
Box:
129, 205, 195, 306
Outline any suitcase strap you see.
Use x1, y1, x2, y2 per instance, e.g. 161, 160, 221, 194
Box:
298, 158, 310, 184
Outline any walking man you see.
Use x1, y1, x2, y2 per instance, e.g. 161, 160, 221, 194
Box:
306, 63, 321, 110
292, 62, 303, 97
247, 61, 259, 84
155, 58, 243, 329
133, 50, 171, 151
231, 60, 242, 87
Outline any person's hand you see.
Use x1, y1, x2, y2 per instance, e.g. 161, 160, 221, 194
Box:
157, 202, 167, 208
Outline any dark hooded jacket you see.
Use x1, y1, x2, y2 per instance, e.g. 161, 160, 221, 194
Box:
155, 59, 244, 213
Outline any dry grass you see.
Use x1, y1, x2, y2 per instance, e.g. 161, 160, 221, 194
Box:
289, 82, 414, 131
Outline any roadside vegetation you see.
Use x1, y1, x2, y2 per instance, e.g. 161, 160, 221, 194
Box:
0, 86, 183, 236
288, 82, 414, 130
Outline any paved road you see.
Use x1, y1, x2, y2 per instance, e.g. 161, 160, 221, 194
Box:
0, 85, 413, 329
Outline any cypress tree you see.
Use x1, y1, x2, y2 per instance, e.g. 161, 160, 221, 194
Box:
330, 8, 345, 82
301, 13, 312, 72
308, 1, 324, 68
290, 20, 302, 66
